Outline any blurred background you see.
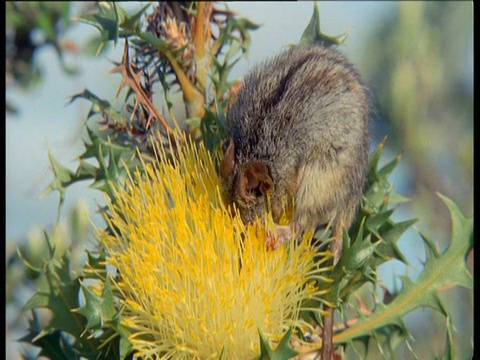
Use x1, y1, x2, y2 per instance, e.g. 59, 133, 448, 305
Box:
6, 2, 473, 359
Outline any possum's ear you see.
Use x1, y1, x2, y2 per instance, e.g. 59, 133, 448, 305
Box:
220, 138, 235, 179
239, 161, 274, 203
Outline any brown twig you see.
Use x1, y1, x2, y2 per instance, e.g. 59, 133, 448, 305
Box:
109, 39, 174, 136
296, 296, 373, 360
321, 224, 343, 360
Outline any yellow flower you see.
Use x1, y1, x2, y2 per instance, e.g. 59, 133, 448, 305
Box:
94, 136, 330, 359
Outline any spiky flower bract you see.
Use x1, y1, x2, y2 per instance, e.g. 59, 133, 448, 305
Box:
93, 136, 330, 359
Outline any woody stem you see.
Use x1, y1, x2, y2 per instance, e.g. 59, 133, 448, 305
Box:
321, 226, 343, 359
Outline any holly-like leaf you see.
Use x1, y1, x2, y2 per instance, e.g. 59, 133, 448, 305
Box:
19, 310, 77, 360
370, 218, 417, 268
345, 236, 379, 274
20, 233, 100, 358
325, 223, 379, 305
83, 248, 107, 279
366, 137, 387, 187
22, 253, 84, 338
74, 276, 118, 332
77, 126, 138, 197
255, 328, 299, 360
212, 13, 260, 58
40, 123, 138, 214
377, 151, 404, 183
333, 194, 473, 346
120, 3, 152, 33
69, 89, 126, 125
300, 2, 349, 47
200, 103, 227, 156
76, 2, 128, 55
74, 283, 103, 332
365, 208, 396, 238
40, 148, 76, 216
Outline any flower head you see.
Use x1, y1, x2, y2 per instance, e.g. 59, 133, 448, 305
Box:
144, 2, 212, 85
94, 137, 329, 359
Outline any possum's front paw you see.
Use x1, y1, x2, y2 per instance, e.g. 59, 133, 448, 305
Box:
266, 224, 294, 250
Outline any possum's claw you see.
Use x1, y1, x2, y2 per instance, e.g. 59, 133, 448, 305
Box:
266, 224, 293, 250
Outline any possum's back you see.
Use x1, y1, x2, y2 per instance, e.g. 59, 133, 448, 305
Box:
227, 44, 369, 180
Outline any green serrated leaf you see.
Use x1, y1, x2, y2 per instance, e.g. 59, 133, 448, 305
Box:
120, 3, 151, 33
20, 233, 102, 358
333, 194, 473, 345
20, 318, 73, 360
363, 183, 387, 210
100, 277, 117, 321
136, 30, 173, 53
84, 248, 107, 278
80, 126, 105, 160
74, 282, 103, 331
76, 2, 127, 54
386, 190, 411, 206
346, 235, 380, 272
200, 108, 226, 155
300, 2, 322, 45
210, 54, 241, 99
75, 125, 136, 198
343, 219, 380, 273
40, 148, 76, 214
76, 159, 99, 179
299, 2, 349, 47
69, 89, 125, 125
365, 209, 396, 238
256, 328, 299, 360
79, 14, 118, 54
119, 336, 134, 360
236, 17, 261, 31
17, 248, 43, 279
418, 230, 442, 260
74, 277, 117, 334
377, 151, 404, 182
22, 235, 92, 343
371, 218, 417, 267
366, 137, 387, 186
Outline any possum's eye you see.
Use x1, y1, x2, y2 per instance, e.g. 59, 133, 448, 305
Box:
250, 186, 263, 198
